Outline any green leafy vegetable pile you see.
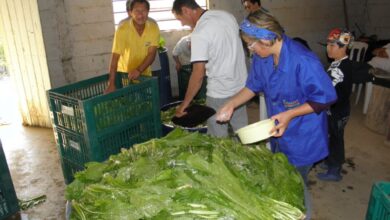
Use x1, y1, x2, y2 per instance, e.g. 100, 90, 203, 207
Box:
66, 129, 305, 220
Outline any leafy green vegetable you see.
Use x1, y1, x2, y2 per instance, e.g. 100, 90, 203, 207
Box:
66, 128, 305, 219
18, 195, 47, 210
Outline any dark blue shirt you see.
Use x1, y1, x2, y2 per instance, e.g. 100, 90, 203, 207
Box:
246, 35, 337, 166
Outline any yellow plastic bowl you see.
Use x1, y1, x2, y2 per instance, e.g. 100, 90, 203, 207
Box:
236, 119, 275, 144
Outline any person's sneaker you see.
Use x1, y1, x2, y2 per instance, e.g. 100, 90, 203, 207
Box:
317, 161, 328, 170
316, 168, 342, 182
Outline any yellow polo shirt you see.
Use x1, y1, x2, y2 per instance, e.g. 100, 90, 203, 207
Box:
112, 19, 160, 76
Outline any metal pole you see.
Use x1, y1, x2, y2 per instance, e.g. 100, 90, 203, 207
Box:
343, 0, 350, 29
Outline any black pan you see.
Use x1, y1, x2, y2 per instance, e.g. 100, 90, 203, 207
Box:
172, 104, 216, 128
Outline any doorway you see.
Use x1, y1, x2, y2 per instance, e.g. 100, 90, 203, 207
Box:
0, 0, 52, 127
0, 76, 21, 126
0, 39, 20, 126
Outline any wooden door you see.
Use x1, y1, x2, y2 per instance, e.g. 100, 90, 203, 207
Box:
0, 0, 51, 127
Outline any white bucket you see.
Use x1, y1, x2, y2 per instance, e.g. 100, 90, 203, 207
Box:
236, 119, 275, 144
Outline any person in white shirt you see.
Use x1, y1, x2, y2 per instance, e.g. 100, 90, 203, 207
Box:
368, 43, 390, 73
172, 35, 191, 72
172, 0, 248, 137
173, 34, 207, 100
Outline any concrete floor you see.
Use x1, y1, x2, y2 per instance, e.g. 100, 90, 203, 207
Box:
1, 77, 389, 219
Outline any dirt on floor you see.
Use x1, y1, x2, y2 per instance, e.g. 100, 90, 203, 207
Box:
309, 103, 390, 220
1, 124, 65, 220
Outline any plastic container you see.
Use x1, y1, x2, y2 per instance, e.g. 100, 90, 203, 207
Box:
236, 119, 275, 144
0, 140, 20, 219
59, 157, 84, 185
152, 48, 172, 107
177, 65, 207, 100
47, 73, 162, 184
366, 181, 390, 220
161, 101, 207, 136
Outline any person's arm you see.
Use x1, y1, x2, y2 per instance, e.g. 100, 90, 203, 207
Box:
172, 38, 183, 72
128, 46, 157, 80
175, 62, 206, 117
173, 55, 182, 72
270, 103, 314, 137
216, 87, 255, 121
372, 47, 389, 58
104, 53, 120, 94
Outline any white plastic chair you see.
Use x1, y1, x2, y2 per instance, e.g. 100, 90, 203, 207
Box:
349, 41, 370, 112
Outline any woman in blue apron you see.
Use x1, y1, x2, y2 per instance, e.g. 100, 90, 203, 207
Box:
216, 11, 337, 219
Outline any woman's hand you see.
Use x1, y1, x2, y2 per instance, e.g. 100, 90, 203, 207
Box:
216, 102, 235, 122
270, 110, 293, 137
270, 103, 315, 137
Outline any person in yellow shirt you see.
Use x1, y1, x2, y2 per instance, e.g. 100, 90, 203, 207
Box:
105, 0, 160, 93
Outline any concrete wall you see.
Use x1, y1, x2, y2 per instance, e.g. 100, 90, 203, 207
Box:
258, 0, 363, 63
38, 0, 390, 93
361, 0, 390, 39
38, 0, 114, 88
37, 0, 66, 88
209, 0, 246, 21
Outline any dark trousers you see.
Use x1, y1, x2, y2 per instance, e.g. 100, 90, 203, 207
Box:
326, 115, 349, 168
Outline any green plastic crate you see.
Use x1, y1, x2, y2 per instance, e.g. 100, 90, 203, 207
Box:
0, 140, 19, 219
55, 116, 156, 162
47, 73, 162, 183
59, 157, 84, 185
366, 181, 390, 220
54, 116, 159, 184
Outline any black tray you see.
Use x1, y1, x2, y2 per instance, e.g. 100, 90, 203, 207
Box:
172, 104, 216, 128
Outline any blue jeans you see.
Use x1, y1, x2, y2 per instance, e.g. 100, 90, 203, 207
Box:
296, 165, 312, 220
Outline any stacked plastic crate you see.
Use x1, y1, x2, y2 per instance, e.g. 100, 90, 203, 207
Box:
0, 140, 20, 219
47, 74, 161, 184
366, 181, 390, 220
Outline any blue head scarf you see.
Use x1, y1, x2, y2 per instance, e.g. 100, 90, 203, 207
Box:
240, 19, 278, 41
